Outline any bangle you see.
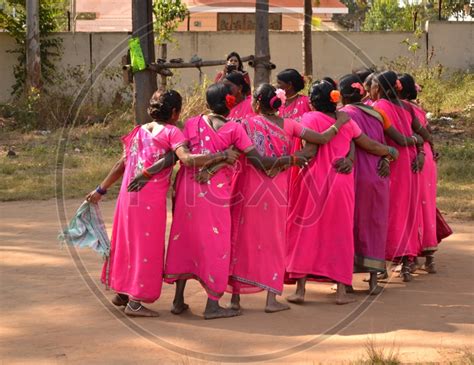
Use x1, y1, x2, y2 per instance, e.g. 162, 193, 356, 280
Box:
418, 150, 426, 155
411, 136, 418, 145
382, 157, 390, 163
330, 124, 339, 134
206, 168, 215, 176
291, 155, 297, 166
96, 185, 107, 195
142, 168, 153, 179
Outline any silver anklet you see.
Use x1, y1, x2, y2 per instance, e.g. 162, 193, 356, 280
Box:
127, 303, 143, 312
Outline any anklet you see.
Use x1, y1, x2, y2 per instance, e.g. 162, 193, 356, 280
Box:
127, 303, 143, 312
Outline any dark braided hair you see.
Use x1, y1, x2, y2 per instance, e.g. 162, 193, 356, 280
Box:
353, 67, 376, 83
206, 83, 233, 116
399, 73, 418, 101
224, 71, 251, 95
339, 74, 365, 103
309, 80, 337, 113
148, 90, 182, 122
375, 70, 399, 100
253, 83, 282, 112
277, 68, 305, 92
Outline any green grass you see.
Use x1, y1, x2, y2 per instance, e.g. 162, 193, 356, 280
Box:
353, 338, 401, 365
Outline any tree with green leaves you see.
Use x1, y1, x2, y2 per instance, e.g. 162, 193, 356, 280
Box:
152, 0, 188, 45
152, 0, 188, 89
362, 0, 414, 31
0, 0, 64, 96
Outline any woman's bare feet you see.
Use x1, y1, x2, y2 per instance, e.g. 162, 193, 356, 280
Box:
124, 301, 159, 317
204, 299, 241, 320
423, 255, 437, 274
171, 300, 189, 315
111, 293, 129, 307
228, 294, 241, 311
286, 278, 306, 304
170, 279, 188, 314
265, 292, 290, 313
336, 282, 356, 305
369, 273, 383, 295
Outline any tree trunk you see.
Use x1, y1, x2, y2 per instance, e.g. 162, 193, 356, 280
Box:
303, 0, 313, 80
26, 0, 41, 92
132, 0, 157, 124
254, 0, 271, 87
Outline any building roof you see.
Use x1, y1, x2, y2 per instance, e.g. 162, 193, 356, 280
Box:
186, 0, 348, 14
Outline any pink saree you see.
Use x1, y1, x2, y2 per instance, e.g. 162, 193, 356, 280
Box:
164, 115, 254, 300
373, 99, 421, 260
228, 115, 305, 295
286, 112, 362, 286
411, 103, 437, 254
279, 95, 312, 192
341, 104, 389, 273
228, 95, 255, 123
102, 124, 186, 303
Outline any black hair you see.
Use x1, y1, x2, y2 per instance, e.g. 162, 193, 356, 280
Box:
339, 74, 365, 103
148, 90, 182, 122
309, 80, 337, 113
353, 67, 376, 83
364, 72, 376, 89
253, 83, 282, 111
277, 68, 305, 92
375, 70, 399, 100
206, 83, 233, 116
224, 71, 251, 95
226, 51, 244, 72
322, 77, 337, 88
399, 73, 418, 101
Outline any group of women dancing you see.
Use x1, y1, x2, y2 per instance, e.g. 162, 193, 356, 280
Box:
86, 51, 448, 319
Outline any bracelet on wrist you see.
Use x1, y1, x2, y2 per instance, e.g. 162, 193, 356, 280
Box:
96, 185, 107, 195
142, 168, 153, 179
330, 124, 339, 134
418, 150, 426, 155
206, 168, 215, 176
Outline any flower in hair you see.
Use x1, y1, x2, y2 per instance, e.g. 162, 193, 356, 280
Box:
330, 90, 341, 103
275, 88, 287, 105
395, 79, 403, 91
225, 94, 236, 110
351, 82, 365, 95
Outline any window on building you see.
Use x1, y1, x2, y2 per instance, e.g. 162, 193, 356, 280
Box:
217, 13, 282, 31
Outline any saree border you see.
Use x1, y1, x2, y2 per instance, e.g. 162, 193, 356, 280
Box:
230, 275, 282, 295
354, 254, 386, 273
164, 273, 223, 299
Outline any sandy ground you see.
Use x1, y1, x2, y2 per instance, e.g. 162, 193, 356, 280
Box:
0, 199, 473, 365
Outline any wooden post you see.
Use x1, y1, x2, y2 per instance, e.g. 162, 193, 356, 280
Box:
438, 0, 442, 20
160, 43, 167, 90
132, 0, 157, 124
254, 0, 271, 87
26, 0, 41, 92
303, 0, 313, 79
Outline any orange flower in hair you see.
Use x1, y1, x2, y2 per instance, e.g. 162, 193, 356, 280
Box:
330, 90, 341, 103
225, 94, 236, 110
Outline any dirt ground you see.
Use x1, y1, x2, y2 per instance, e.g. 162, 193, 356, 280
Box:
0, 199, 473, 364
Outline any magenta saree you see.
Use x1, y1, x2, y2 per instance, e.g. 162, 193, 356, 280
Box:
286, 112, 362, 286
373, 99, 421, 260
411, 103, 438, 254
341, 104, 389, 272
164, 115, 254, 300
228, 115, 304, 295
102, 124, 186, 303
